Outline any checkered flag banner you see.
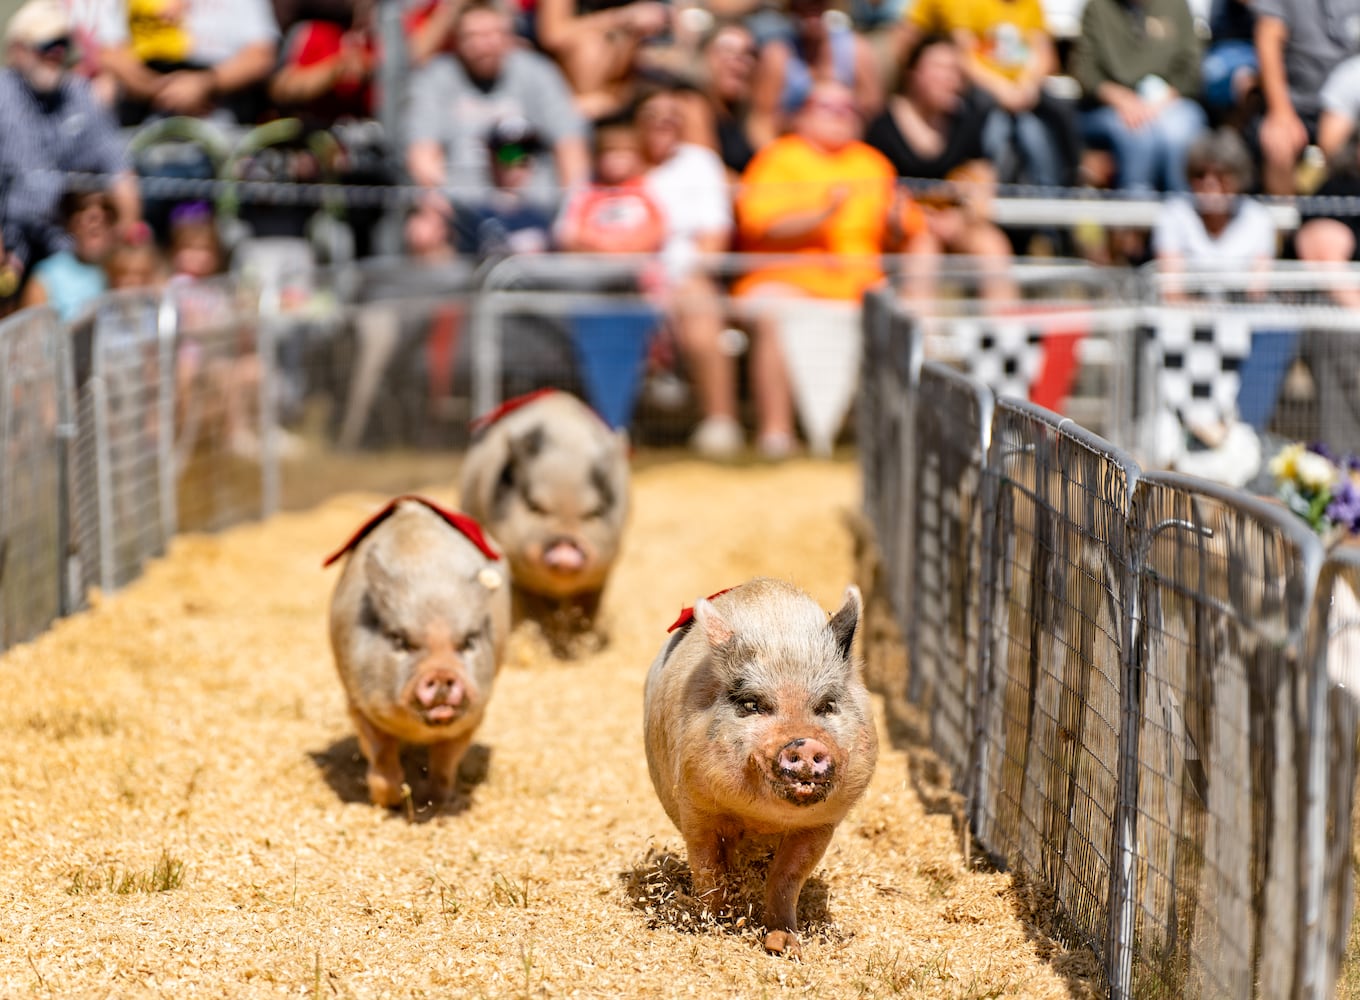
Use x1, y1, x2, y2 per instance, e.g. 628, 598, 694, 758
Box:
1147, 310, 1253, 429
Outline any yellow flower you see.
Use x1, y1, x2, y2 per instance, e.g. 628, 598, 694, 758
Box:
1270, 443, 1305, 482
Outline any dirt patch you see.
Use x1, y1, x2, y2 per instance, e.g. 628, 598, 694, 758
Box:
0, 457, 1099, 998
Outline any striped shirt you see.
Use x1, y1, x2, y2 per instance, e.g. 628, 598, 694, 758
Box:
0, 69, 129, 266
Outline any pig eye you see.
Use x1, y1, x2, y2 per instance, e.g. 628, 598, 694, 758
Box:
524, 495, 549, 516
815, 698, 839, 716
730, 692, 771, 716
386, 629, 415, 653
460, 631, 480, 653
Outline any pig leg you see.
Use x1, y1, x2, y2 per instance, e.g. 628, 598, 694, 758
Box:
679, 810, 737, 915
761, 824, 836, 958
426, 732, 475, 806
349, 704, 405, 808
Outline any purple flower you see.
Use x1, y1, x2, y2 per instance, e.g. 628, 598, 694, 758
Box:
1309, 441, 1339, 463
1327, 478, 1360, 535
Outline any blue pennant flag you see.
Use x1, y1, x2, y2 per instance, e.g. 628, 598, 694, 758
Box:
567, 305, 660, 429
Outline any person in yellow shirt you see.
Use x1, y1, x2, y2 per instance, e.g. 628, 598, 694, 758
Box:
901, 0, 1078, 188
734, 80, 927, 457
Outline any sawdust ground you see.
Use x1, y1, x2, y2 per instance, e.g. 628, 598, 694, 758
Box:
0, 457, 1102, 998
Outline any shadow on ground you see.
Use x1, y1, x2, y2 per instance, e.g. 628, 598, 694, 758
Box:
309, 736, 493, 822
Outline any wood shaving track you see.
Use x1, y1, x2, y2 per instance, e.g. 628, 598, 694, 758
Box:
0, 458, 1099, 999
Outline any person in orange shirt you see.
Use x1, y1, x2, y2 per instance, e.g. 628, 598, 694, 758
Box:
734, 80, 927, 457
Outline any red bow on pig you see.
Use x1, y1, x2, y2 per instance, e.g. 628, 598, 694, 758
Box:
667, 588, 737, 633
469, 388, 611, 437
323, 495, 500, 568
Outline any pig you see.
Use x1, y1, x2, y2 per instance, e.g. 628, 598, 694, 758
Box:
459, 389, 629, 650
643, 579, 879, 958
325, 496, 510, 809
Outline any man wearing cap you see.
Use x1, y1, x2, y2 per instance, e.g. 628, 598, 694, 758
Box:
406, 0, 588, 209
0, 0, 142, 271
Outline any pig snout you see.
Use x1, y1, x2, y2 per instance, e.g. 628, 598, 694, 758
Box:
409, 669, 467, 725
774, 738, 835, 803
541, 537, 587, 573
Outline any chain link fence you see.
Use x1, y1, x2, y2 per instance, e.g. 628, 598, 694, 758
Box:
861, 292, 1359, 999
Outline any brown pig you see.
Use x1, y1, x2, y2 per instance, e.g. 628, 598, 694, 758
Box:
643, 579, 879, 958
325, 496, 510, 809
459, 389, 629, 647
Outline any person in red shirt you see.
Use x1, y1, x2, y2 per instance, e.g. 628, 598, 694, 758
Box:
557, 111, 667, 254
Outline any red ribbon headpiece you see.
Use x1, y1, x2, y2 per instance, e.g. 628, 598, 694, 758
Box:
667, 587, 737, 633
323, 495, 500, 568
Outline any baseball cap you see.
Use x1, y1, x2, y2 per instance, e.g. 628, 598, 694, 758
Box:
485, 117, 542, 164
4, 0, 72, 49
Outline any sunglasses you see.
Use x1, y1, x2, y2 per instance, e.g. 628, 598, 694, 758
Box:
493, 143, 533, 166
806, 96, 858, 117
35, 35, 71, 58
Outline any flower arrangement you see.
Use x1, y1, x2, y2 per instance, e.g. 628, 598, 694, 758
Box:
1269, 442, 1360, 539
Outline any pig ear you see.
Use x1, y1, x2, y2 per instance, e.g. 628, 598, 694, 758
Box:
510, 424, 546, 463
693, 598, 734, 648
613, 428, 630, 455
828, 585, 862, 662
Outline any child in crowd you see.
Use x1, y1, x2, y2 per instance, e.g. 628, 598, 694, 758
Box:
556, 111, 667, 255
20, 190, 116, 321
105, 239, 165, 291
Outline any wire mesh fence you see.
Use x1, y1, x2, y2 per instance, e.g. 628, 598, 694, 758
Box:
1124, 473, 1322, 999
0, 308, 69, 651
858, 290, 1360, 1000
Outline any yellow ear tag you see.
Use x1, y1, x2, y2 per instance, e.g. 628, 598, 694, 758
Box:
478, 567, 503, 590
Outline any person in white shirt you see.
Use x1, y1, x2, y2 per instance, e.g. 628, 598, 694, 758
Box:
1153, 126, 1276, 297
635, 83, 744, 459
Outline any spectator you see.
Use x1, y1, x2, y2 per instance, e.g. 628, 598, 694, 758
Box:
1295, 133, 1360, 308
749, 0, 881, 147
904, 0, 1077, 188
734, 80, 923, 458
269, 0, 377, 123
1315, 54, 1360, 160
105, 236, 165, 290
0, 0, 142, 271
1253, 0, 1360, 195
406, 0, 589, 213
557, 111, 667, 253
19, 189, 115, 320
864, 33, 1012, 295
94, 0, 280, 126
533, 0, 671, 117
454, 118, 557, 257
679, 19, 759, 178
1070, 0, 1205, 193
632, 82, 740, 459
1201, 0, 1258, 128
1153, 127, 1276, 295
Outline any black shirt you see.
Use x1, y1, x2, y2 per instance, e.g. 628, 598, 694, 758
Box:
864, 90, 990, 179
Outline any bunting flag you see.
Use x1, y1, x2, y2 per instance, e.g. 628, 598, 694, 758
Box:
566, 305, 660, 429
952, 312, 1086, 412
1234, 329, 1299, 432
772, 299, 862, 457
425, 303, 464, 405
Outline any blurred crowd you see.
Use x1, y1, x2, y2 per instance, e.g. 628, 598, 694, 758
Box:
3, 0, 1360, 455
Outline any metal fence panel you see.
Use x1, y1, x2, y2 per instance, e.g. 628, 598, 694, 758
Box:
976, 397, 1135, 970
909, 361, 992, 784
0, 308, 68, 649
168, 276, 267, 533
73, 291, 174, 594
1305, 550, 1360, 1000
1126, 473, 1321, 1000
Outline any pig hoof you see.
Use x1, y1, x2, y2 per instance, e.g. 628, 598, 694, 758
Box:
367, 778, 405, 809
763, 930, 802, 959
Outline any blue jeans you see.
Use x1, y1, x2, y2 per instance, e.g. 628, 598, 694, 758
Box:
1081, 97, 1207, 192
984, 109, 1066, 188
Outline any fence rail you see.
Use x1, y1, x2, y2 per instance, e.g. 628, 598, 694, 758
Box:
860, 288, 1358, 999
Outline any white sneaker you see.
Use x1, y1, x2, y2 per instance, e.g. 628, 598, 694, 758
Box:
690, 416, 744, 459
756, 432, 797, 462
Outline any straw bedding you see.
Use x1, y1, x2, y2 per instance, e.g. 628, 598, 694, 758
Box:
0, 457, 1101, 998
